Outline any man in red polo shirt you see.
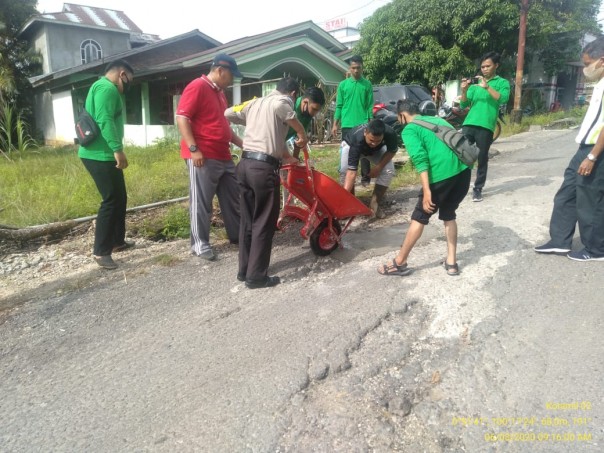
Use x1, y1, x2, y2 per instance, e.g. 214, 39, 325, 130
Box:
176, 53, 243, 261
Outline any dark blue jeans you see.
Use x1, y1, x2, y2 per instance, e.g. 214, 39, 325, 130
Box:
81, 158, 127, 256
548, 144, 604, 255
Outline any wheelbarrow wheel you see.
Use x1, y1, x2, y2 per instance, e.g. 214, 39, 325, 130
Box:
309, 219, 342, 256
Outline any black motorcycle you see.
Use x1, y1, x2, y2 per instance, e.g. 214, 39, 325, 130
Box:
373, 99, 437, 148
373, 103, 403, 147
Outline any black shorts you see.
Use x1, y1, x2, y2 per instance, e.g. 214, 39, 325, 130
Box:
411, 168, 471, 225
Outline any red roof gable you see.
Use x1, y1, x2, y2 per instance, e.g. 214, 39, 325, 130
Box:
38, 2, 143, 34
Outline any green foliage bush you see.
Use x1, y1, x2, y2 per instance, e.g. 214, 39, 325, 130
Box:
500, 106, 587, 137
161, 205, 190, 240
0, 102, 37, 159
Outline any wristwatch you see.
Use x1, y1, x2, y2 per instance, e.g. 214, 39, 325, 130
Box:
587, 153, 597, 162
189, 144, 199, 153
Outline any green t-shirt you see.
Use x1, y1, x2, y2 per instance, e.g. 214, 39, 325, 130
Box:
460, 76, 510, 132
286, 97, 312, 141
402, 115, 469, 184
334, 76, 373, 129
78, 77, 125, 161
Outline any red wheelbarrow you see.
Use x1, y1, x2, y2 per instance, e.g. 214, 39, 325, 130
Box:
277, 147, 373, 256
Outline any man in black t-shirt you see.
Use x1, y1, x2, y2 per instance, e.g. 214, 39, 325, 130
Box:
339, 119, 398, 218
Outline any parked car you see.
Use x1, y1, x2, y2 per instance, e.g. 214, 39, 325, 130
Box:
373, 84, 433, 112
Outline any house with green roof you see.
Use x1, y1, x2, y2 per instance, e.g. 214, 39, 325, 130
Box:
19, 3, 349, 146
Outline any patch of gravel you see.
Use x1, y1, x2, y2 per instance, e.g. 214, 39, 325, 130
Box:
0, 186, 418, 312
0, 222, 190, 310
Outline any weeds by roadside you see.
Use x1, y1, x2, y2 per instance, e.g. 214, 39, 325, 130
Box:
499, 106, 586, 138
0, 143, 188, 227
0, 107, 581, 233
0, 103, 37, 161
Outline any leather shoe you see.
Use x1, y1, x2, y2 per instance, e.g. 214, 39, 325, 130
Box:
113, 240, 135, 252
237, 273, 245, 282
245, 276, 280, 289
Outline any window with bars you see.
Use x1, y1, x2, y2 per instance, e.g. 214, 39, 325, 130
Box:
80, 39, 102, 64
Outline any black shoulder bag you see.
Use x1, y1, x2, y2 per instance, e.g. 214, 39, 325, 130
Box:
75, 108, 100, 146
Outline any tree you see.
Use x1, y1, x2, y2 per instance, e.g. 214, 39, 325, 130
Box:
527, 0, 600, 75
354, 0, 600, 87
0, 0, 42, 121
0, 0, 42, 153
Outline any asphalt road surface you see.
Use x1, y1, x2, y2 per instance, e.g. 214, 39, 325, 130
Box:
1, 129, 602, 452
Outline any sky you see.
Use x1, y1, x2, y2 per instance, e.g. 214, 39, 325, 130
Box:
34, 0, 392, 43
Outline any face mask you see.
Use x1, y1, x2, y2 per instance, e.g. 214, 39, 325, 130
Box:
121, 76, 131, 94
300, 102, 312, 119
583, 60, 604, 82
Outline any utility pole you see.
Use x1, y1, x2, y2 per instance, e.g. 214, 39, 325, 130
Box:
511, 0, 530, 124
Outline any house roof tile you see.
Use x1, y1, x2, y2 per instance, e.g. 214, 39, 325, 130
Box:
40, 3, 143, 33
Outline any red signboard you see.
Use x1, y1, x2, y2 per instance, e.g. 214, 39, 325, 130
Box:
324, 18, 347, 31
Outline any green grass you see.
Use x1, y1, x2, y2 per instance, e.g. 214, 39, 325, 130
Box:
499, 106, 586, 138
307, 144, 420, 193
153, 253, 183, 266
0, 143, 187, 227
0, 108, 582, 229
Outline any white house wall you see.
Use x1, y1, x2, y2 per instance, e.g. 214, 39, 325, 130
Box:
32, 28, 51, 74
34, 91, 55, 143
45, 23, 131, 73
51, 90, 75, 144
124, 125, 178, 147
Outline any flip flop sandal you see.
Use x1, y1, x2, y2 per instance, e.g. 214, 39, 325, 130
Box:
442, 261, 459, 276
378, 259, 411, 276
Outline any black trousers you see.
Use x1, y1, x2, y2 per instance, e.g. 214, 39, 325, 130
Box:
549, 144, 604, 255
81, 158, 127, 256
462, 125, 494, 191
237, 158, 281, 281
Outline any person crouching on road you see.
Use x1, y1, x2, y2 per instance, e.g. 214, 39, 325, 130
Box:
225, 77, 308, 289
378, 100, 471, 277
339, 119, 397, 219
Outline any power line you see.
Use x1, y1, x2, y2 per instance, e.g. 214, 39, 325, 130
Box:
321, 0, 388, 24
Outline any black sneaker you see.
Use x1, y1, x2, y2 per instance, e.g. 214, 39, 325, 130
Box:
472, 190, 483, 202
567, 249, 604, 261
534, 242, 571, 254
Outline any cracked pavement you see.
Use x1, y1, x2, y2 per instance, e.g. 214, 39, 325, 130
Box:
0, 130, 602, 452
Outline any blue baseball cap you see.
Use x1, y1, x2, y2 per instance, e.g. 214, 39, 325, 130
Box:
212, 53, 243, 78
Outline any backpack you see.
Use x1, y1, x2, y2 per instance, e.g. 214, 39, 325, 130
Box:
412, 119, 479, 167
75, 109, 100, 146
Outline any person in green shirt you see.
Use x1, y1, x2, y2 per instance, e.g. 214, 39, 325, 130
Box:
460, 51, 510, 202
332, 55, 374, 186
286, 87, 325, 158
78, 59, 134, 270
377, 99, 471, 277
